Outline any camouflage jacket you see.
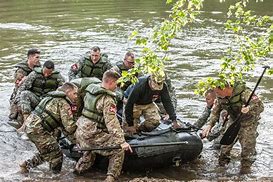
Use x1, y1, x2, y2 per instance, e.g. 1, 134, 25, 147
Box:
15, 69, 64, 102
14, 60, 41, 85
208, 85, 264, 127
76, 94, 125, 145
26, 97, 77, 140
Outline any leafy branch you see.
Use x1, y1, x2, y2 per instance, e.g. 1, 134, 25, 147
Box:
119, 0, 203, 85
195, 0, 273, 95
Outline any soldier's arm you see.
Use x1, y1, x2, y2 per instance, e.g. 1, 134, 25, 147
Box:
68, 60, 82, 81
99, 95, 125, 144
124, 86, 140, 126
207, 99, 222, 127
59, 99, 77, 135
161, 84, 177, 121
194, 106, 211, 128
15, 71, 37, 102
165, 77, 177, 109
14, 68, 26, 83
241, 88, 264, 115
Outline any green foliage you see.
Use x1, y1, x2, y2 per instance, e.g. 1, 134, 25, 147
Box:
195, 0, 273, 95
126, 0, 203, 83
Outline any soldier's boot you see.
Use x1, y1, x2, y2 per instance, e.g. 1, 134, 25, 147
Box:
8, 111, 24, 129
137, 123, 158, 132
218, 154, 230, 167
74, 152, 95, 175
9, 103, 18, 120
104, 175, 115, 182
20, 154, 44, 173
240, 160, 252, 174
19, 161, 30, 173
7, 120, 21, 129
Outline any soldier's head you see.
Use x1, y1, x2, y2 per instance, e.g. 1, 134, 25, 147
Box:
90, 46, 101, 64
123, 51, 135, 69
102, 70, 121, 91
58, 82, 78, 103
149, 71, 165, 91
214, 82, 233, 98
204, 89, 216, 108
42, 61, 55, 78
27, 48, 40, 69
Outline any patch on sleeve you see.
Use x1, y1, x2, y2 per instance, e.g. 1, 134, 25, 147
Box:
71, 63, 78, 71
109, 104, 117, 113
71, 105, 77, 114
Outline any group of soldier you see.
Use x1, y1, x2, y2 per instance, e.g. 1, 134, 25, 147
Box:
8, 46, 264, 180
194, 82, 264, 174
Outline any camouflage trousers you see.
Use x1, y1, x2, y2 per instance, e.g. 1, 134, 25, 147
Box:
9, 87, 19, 119
131, 102, 160, 132
19, 91, 40, 115
25, 115, 63, 173
219, 117, 259, 168
75, 116, 125, 178
75, 150, 124, 178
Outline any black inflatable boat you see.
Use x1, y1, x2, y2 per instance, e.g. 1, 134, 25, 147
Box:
61, 122, 203, 171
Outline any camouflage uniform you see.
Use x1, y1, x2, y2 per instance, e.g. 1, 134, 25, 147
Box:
75, 84, 125, 178
131, 103, 161, 131
15, 67, 64, 115
208, 83, 264, 168
9, 61, 40, 120
23, 91, 77, 173
68, 53, 112, 81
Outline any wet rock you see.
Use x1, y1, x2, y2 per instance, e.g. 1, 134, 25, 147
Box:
129, 177, 179, 182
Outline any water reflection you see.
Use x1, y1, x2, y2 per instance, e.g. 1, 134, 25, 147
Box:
0, 0, 273, 181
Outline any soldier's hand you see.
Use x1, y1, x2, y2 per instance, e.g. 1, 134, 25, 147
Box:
172, 120, 181, 129
162, 114, 170, 121
120, 142, 133, 153
241, 105, 250, 114
18, 76, 26, 86
201, 125, 212, 139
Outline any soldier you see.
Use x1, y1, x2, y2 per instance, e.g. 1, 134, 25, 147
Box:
193, 89, 227, 149
111, 51, 136, 91
74, 70, 132, 182
111, 51, 136, 119
19, 82, 78, 174
68, 46, 112, 81
15, 61, 64, 133
123, 71, 180, 134
202, 82, 264, 173
9, 48, 41, 125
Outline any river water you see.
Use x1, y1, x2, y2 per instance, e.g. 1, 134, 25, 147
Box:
0, 0, 273, 181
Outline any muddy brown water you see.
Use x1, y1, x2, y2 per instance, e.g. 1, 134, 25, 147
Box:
0, 0, 273, 181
